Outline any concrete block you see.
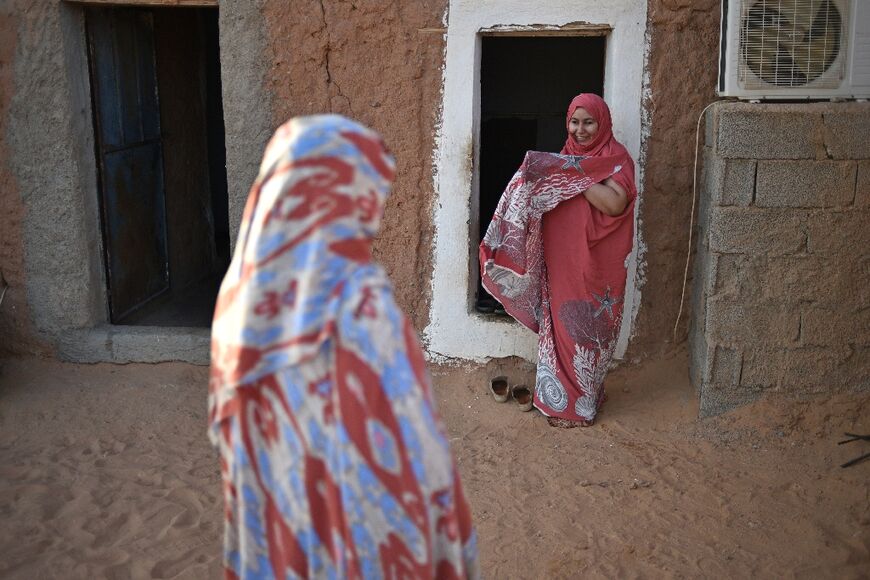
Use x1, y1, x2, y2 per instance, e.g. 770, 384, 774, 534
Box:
835, 345, 870, 391
714, 104, 822, 159
709, 207, 806, 255
10, 8, 110, 340
693, 240, 717, 297
28, 271, 101, 330
697, 149, 718, 235
689, 248, 714, 353
219, 2, 275, 249
756, 255, 870, 306
857, 161, 870, 207
706, 155, 756, 206
689, 343, 712, 389
704, 106, 715, 148
702, 150, 724, 202
56, 326, 210, 364
755, 161, 856, 208
801, 307, 870, 347
740, 345, 854, 392
822, 106, 870, 160
721, 255, 870, 306
698, 383, 764, 417
712, 253, 742, 295
721, 160, 757, 206
805, 209, 870, 256
110, 326, 211, 364
857, 255, 870, 309
707, 295, 800, 346
55, 329, 113, 363
689, 244, 716, 391
710, 346, 742, 385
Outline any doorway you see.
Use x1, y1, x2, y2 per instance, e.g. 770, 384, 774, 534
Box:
86, 5, 229, 327
475, 35, 606, 314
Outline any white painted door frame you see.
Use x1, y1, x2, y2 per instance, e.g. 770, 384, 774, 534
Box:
425, 0, 648, 363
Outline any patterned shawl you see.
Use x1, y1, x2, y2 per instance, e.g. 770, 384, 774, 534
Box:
209, 115, 478, 578
210, 115, 397, 399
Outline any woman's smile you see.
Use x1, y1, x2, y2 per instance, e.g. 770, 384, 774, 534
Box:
569, 106, 599, 143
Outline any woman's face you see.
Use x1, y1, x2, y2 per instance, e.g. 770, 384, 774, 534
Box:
569, 107, 599, 144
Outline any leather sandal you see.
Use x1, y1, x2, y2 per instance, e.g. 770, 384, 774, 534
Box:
489, 376, 510, 403
511, 384, 533, 412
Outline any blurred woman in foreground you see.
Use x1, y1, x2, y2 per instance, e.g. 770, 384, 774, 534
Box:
209, 115, 478, 579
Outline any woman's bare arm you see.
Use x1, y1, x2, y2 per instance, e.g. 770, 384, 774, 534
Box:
583, 177, 628, 216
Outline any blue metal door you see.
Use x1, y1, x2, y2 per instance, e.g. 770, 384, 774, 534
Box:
87, 8, 168, 322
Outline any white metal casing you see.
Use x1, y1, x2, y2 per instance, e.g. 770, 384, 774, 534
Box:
718, 0, 870, 99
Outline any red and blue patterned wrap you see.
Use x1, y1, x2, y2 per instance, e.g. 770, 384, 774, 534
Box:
209, 115, 478, 579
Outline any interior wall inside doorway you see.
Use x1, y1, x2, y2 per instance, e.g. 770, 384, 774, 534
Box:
153, 7, 229, 299
478, 36, 606, 241
475, 35, 606, 308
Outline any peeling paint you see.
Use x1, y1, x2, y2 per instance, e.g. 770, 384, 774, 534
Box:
479, 22, 611, 35
615, 6, 657, 360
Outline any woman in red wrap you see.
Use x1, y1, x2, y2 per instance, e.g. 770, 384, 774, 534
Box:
479, 93, 637, 428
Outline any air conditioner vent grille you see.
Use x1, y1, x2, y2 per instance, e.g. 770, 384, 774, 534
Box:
739, 0, 845, 88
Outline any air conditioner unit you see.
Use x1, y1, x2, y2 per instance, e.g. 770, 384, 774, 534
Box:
718, 0, 870, 99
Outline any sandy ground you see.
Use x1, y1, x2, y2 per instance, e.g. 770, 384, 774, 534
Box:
0, 350, 868, 579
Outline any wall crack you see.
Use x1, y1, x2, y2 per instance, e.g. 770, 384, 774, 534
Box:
317, 0, 355, 116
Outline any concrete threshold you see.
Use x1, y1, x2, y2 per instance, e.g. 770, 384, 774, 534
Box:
56, 325, 211, 365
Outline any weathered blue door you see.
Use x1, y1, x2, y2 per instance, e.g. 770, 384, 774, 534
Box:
87, 8, 168, 322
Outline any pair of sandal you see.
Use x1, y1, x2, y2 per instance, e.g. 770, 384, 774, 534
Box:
489, 376, 533, 412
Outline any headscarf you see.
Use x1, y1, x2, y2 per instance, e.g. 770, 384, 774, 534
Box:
209, 115, 396, 396
561, 93, 637, 200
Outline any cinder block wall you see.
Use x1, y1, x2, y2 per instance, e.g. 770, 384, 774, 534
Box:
690, 102, 870, 416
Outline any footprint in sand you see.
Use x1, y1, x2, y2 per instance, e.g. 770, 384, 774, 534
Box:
150, 544, 214, 579
149, 487, 205, 542
91, 511, 143, 549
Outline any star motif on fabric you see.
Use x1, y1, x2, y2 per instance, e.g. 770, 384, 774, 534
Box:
559, 155, 585, 172
592, 287, 622, 320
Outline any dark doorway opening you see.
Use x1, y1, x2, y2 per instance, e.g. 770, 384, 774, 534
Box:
86, 6, 230, 327
476, 35, 606, 314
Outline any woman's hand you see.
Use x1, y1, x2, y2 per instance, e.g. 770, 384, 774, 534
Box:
583, 177, 628, 216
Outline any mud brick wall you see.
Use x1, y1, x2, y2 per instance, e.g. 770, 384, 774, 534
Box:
690, 102, 870, 416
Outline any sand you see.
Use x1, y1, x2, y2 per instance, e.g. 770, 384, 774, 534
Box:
0, 350, 868, 579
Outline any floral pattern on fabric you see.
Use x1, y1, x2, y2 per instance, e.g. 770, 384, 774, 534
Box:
480, 94, 638, 425
479, 153, 635, 423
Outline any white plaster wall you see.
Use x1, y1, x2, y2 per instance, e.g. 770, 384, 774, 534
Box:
425, 0, 648, 363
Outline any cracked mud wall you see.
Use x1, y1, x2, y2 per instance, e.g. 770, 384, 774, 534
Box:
0, 0, 446, 356
253, 0, 719, 354
259, 0, 447, 333
0, 0, 726, 363
630, 0, 720, 359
